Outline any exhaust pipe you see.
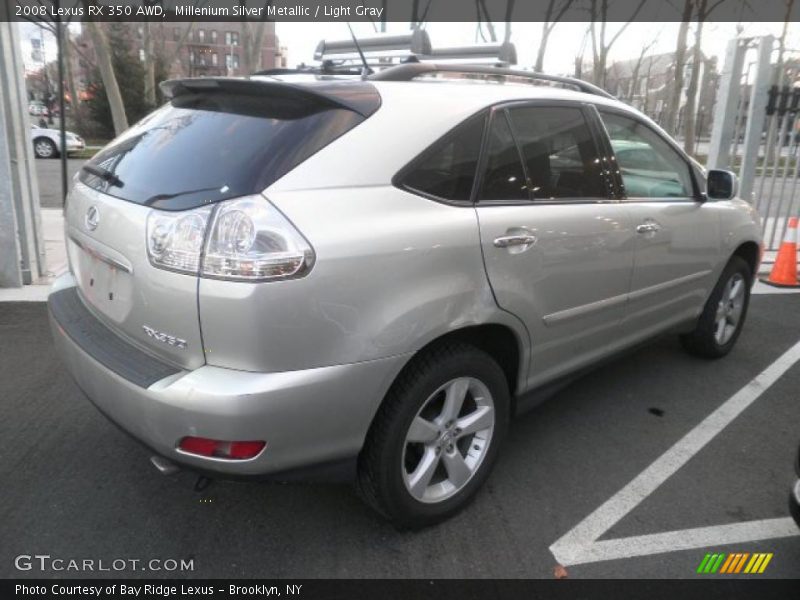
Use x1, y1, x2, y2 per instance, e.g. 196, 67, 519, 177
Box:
150, 455, 180, 475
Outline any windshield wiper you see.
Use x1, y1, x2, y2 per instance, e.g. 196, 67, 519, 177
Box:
82, 164, 124, 188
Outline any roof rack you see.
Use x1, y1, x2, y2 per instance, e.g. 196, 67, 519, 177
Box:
368, 63, 615, 99
422, 42, 517, 66
314, 31, 432, 64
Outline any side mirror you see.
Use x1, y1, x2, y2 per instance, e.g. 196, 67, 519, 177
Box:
707, 169, 738, 200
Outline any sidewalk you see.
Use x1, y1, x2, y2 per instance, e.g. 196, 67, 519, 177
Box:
0, 208, 65, 302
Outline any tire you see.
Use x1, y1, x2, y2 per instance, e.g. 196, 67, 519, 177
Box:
680, 256, 752, 359
357, 343, 510, 529
33, 137, 57, 159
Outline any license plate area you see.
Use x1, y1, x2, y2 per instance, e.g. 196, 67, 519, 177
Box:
71, 237, 134, 324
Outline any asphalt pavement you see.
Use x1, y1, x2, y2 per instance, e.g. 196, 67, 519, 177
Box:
35, 158, 85, 209
1, 294, 798, 579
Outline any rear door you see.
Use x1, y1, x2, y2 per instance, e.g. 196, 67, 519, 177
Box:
597, 109, 721, 340
476, 102, 636, 387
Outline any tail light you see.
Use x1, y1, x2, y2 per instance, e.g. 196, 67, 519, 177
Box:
178, 437, 266, 460
146, 195, 314, 282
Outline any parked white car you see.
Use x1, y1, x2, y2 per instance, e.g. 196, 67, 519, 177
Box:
30, 125, 85, 158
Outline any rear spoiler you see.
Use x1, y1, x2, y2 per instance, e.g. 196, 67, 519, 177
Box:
159, 77, 381, 118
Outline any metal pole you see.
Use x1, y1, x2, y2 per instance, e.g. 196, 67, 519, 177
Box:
55, 5, 68, 206
707, 38, 747, 170
739, 36, 773, 203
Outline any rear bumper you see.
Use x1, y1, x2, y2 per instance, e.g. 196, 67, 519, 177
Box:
49, 273, 408, 478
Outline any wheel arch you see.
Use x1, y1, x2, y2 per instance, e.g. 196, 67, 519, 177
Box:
731, 240, 761, 279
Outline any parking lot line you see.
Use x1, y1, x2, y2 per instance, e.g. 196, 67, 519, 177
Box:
550, 338, 800, 567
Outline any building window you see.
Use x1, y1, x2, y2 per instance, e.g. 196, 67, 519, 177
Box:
210, 30, 217, 44
225, 53, 239, 70
198, 29, 205, 42
225, 31, 239, 46
212, 53, 218, 66
173, 27, 180, 41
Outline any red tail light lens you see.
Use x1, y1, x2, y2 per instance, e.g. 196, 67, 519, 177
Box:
178, 437, 265, 460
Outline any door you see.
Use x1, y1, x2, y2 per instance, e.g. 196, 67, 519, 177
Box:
476, 103, 637, 388
597, 109, 722, 342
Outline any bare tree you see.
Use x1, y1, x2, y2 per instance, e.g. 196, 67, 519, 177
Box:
626, 36, 659, 102
475, 0, 498, 42
763, 0, 795, 163
503, 0, 515, 43
682, 0, 729, 154
663, 0, 694, 136
535, 0, 575, 72
240, 1, 275, 75
589, 0, 649, 87
84, 21, 128, 135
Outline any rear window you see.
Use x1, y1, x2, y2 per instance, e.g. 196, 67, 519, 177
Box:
79, 92, 365, 210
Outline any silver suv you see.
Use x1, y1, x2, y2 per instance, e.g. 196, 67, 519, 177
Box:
49, 64, 762, 527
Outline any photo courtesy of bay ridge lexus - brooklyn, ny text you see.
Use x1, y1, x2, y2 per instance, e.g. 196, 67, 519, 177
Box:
0, 0, 799, 597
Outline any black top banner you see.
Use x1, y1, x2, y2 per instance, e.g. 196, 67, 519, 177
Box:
2, 0, 800, 23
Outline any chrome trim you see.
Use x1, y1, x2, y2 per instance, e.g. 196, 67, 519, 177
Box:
68, 233, 133, 274
493, 234, 537, 248
543, 270, 711, 326
628, 270, 711, 302
543, 291, 628, 326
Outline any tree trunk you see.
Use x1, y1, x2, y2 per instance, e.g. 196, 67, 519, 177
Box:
664, 0, 693, 136
683, 3, 706, 155
85, 21, 128, 135
143, 21, 156, 107
242, 21, 267, 74
535, 22, 550, 72
60, 24, 80, 111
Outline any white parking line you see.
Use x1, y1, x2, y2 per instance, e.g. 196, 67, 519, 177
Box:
550, 338, 800, 567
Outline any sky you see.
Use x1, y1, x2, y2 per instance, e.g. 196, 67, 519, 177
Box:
275, 21, 800, 75
18, 20, 800, 78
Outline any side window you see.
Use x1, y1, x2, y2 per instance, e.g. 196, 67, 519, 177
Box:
399, 114, 485, 203
479, 111, 528, 201
600, 111, 694, 199
507, 105, 605, 199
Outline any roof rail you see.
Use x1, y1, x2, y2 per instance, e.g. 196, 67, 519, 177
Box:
368, 63, 615, 99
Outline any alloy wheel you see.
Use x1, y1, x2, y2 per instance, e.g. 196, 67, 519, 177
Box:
714, 272, 745, 345
401, 377, 495, 504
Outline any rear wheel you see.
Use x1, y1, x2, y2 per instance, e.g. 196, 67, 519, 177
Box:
680, 256, 751, 358
34, 137, 57, 159
357, 343, 509, 528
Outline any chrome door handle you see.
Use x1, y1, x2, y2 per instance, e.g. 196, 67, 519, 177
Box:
493, 234, 537, 248
636, 222, 661, 234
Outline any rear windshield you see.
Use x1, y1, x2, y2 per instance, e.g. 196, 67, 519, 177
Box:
79, 92, 365, 210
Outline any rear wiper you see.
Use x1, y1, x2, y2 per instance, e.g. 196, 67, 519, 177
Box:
144, 186, 227, 206
82, 164, 124, 188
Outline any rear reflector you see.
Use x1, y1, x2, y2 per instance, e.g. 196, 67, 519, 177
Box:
178, 437, 266, 460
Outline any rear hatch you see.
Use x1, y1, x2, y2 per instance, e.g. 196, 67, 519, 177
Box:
67, 77, 379, 371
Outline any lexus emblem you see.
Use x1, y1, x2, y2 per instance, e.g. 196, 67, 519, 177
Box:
85, 206, 100, 231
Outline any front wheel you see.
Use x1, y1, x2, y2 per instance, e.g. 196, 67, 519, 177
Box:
33, 137, 57, 159
357, 343, 510, 528
680, 256, 752, 358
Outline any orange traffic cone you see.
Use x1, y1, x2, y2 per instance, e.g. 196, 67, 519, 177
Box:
760, 217, 800, 288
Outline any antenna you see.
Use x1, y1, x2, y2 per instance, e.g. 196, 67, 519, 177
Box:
346, 22, 373, 77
